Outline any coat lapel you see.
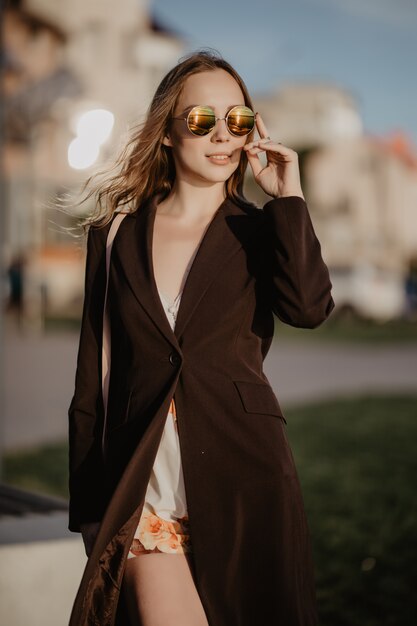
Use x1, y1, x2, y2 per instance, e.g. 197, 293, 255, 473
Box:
170, 196, 252, 340
114, 194, 255, 349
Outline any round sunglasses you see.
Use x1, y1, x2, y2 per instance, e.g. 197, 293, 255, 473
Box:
172, 105, 256, 137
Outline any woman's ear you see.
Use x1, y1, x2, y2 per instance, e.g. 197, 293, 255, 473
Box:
162, 134, 173, 147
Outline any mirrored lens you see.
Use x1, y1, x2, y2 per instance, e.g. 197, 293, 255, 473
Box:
227, 106, 255, 136
187, 106, 216, 136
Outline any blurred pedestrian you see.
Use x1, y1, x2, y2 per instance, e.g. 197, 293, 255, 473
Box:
68, 50, 335, 626
405, 263, 417, 320
6, 252, 26, 330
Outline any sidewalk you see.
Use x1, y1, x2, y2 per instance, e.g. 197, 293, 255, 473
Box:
3, 326, 417, 451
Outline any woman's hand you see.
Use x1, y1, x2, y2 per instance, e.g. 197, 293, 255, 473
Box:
243, 112, 305, 200
80, 521, 102, 557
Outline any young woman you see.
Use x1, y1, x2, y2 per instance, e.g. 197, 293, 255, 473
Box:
68, 51, 335, 626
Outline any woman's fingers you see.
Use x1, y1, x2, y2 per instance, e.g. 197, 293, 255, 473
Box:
244, 138, 290, 153
244, 112, 304, 197
245, 139, 288, 178
245, 113, 293, 156
255, 112, 270, 140
244, 141, 295, 164
245, 149, 263, 178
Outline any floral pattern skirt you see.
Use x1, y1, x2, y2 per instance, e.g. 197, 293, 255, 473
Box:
129, 512, 192, 556
127, 397, 193, 558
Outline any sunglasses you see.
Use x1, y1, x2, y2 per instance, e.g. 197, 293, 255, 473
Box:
172, 105, 256, 137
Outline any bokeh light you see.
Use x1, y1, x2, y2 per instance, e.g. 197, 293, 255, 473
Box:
68, 108, 114, 170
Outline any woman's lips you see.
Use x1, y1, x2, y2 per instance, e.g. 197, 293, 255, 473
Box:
206, 154, 231, 165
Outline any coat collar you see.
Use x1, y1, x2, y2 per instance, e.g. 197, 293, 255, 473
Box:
114, 194, 257, 352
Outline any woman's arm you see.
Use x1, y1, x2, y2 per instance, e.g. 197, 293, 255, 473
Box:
262, 195, 335, 328
244, 113, 335, 328
68, 222, 110, 533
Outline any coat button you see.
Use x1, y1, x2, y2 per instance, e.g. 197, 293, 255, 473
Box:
169, 352, 181, 366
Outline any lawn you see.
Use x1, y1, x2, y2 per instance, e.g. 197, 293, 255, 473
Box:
3, 393, 417, 626
274, 316, 417, 344
285, 394, 417, 626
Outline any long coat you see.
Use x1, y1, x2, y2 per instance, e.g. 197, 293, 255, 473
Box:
68, 193, 335, 626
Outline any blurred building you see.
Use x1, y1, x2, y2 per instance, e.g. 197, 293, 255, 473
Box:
4, 10, 417, 323
305, 131, 417, 319
2, 0, 184, 322
255, 81, 363, 149
253, 84, 417, 321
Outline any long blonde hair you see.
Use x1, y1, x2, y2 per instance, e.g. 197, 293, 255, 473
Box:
78, 50, 256, 231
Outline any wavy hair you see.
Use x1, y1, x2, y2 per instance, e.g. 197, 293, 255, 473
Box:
76, 50, 256, 231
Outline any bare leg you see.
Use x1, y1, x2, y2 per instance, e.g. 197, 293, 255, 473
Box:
122, 552, 210, 626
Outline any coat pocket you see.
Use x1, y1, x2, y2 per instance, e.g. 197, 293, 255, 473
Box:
232, 380, 287, 423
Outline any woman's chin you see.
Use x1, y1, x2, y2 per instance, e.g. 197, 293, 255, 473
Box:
185, 171, 232, 186
198, 165, 237, 185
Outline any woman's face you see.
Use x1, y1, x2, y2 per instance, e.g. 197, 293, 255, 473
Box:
163, 69, 251, 187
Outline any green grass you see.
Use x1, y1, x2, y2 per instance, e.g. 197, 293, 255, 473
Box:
274, 316, 417, 344
3, 394, 417, 625
3, 441, 69, 498
285, 394, 417, 626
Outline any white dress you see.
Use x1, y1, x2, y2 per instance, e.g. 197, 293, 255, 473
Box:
128, 258, 198, 557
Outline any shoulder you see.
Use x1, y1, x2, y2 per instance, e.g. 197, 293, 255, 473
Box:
239, 195, 308, 214
236, 196, 310, 229
226, 196, 264, 221
87, 210, 136, 244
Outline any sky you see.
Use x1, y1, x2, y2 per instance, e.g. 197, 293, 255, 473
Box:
151, 0, 417, 149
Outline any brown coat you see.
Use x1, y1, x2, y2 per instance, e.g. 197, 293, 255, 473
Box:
68, 193, 335, 626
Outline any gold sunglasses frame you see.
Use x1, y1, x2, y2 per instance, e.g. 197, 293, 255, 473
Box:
172, 105, 257, 137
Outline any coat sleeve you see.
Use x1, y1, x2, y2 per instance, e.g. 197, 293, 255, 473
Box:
262, 195, 335, 328
68, 222, 110, 533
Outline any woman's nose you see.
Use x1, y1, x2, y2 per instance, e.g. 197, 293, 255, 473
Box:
211, 118, 229, 142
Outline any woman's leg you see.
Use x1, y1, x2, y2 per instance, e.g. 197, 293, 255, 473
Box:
122, 552, 209, 626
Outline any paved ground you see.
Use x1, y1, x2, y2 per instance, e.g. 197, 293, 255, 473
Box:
264, 338, 417, 405
2, 324, 417, 451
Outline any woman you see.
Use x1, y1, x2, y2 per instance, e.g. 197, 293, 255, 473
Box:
68, 50, 335, 626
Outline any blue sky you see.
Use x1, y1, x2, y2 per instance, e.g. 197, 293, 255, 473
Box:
151, 0, 417, 148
